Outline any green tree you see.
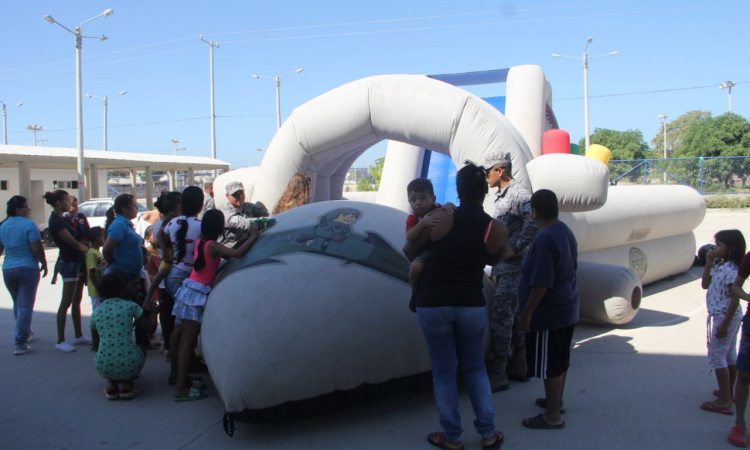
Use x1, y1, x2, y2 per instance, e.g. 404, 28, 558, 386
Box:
651, 110, 711, 157
579, 128, 653, 181
681, 113, 750, 189
356, 157, 385, 192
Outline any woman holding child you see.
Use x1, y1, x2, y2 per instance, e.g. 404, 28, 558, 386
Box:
405, 163, 508, 450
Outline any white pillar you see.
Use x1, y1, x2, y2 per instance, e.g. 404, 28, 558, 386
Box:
187, 167, 195, 186
129, 169, 138, 197
168, 170, 176, 191
18, 161, 31, 200
85, 167, 92, 200
145, 166, 153, 209
89, 164, 100, 198
376, 141, 426, 213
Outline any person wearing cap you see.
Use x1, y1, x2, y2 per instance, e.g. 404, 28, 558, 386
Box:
484, 150, 538, 392
199, 177, 215, 220
219, 181, 269, 248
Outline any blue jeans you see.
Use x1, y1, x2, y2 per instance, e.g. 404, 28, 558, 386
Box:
166, 267, 191, 298
3, 267, 40, 348
417, 306, 495, 442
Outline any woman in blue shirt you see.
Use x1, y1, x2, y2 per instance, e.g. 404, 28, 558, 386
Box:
0, 196, 48, 355
102, 194, 149, 348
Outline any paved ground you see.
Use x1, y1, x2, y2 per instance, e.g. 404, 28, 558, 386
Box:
2, 208, 749, 450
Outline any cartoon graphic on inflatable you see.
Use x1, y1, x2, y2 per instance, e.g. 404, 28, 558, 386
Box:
237, 207, 410, 283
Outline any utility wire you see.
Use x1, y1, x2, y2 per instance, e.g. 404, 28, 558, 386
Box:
555, 81, 749, 101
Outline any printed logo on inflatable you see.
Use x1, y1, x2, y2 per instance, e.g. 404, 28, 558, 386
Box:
237, 207, 410, 284
629, 247, 648, 279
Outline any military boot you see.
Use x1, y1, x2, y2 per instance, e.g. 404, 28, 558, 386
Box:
507, 347, 529, 382
489, 357, 509, 392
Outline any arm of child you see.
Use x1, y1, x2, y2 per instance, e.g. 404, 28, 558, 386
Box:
209, 224, 260, 259
701, 248, 716, 290
732, 275, 750, 302
519, 286, 547, 332
717, 287, 741, 338
157, 226, 173, 265
91, 328, 100, 352
485, 219, 509, 267
145, 266, 171, 306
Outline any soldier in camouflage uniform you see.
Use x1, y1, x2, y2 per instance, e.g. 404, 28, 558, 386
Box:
484, 151, 538, 392
219, 181, 270, 248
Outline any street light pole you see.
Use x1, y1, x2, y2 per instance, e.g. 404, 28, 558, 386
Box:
252, 68, 304, 130
38, 139, 48, 147
720, 81, 736, 114
658, 114, 668, 183
27, 125, 45, 146
552, 38, 617, 151
256, 147, 263, 165
86, 90, 126, 151
171, 138, 182, 156
199, 36, 220, 162
1, 102, 23, 145
44, 9, 114, 202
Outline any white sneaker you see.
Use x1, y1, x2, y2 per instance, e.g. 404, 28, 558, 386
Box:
26, 329, 36, 343
55, 342, 76, 353
14, 344, 33, 355
73, 335, 92, 345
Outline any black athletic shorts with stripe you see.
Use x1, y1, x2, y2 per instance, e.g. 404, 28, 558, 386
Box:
526, 324, 575, 379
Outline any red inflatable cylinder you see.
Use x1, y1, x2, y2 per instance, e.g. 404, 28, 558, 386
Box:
543, 129, 571, 155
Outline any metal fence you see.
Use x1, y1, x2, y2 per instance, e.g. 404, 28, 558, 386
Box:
610, 156, 750, 195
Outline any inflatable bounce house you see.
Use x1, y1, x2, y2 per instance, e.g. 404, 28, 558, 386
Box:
207, 66, 706, 417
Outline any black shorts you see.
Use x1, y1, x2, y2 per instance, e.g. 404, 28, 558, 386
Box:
526, 324, 575, 379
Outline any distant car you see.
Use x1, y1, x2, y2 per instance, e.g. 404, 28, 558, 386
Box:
41, 198, 150, 247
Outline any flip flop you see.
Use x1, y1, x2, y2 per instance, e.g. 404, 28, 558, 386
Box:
729, 426, 748, 448
174, 387, 208, 402
482, 431, 504, 450
103, 388, 118, 401
118, 387, 142, 400
522, 413, 565, 430
700, 401, 734, 416
427, 432, 464, 450
535, 398, 566, 414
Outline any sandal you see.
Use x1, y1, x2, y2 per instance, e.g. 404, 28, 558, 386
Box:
535, 398, 566, 414
700, 401, 734, 416
118, 387, 142, 400
427, 432, 464, 450
729, 426, 748, 448
482, 431, 504, 450
103, 388, 118, 401
174, 387, 208, 402
522, 413, 565, 430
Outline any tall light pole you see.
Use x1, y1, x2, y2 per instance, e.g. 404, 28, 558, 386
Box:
720, 81, 736, 114
252, 68, 304, 130
658, 114, 668, 183
38, 139, 48, 147
44, 9, 114, 202
86, 90, 126, 151
256, 147, 263, 165
1, 101, 23, 145
27, 125, 45, 146
199, 35, 219, 162
552, 38, 618, 151
171, 138, 182, 156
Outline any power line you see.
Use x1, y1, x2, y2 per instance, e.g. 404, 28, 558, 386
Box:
554, 81, 749, 101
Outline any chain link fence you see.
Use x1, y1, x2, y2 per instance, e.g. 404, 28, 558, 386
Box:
610, 156, 750, 195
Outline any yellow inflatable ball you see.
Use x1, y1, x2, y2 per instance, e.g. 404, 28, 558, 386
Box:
585, 144, 611, 165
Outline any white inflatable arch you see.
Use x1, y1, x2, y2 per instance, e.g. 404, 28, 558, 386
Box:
251, 75, 534, 209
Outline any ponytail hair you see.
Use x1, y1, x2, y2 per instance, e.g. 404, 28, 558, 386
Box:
104, 207, 115, 236
113, 194, 134, 216
456, 163, 489, 203
43, 190, 68, 208
193, 209, 225, 271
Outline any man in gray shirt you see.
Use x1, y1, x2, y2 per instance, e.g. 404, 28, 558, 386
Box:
199, 176, 215, 220
219, 181, 269, 248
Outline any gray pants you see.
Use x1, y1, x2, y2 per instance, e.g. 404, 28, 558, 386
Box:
490, 270, 525, 359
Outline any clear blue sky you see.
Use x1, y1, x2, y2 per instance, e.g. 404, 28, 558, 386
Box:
2, 0, 748, 169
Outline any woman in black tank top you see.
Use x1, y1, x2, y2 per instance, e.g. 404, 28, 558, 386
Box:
411, 163, 507, 450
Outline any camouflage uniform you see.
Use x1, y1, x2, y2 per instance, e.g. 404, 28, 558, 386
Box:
490, 179, 538, 359
218, 201, 269, 248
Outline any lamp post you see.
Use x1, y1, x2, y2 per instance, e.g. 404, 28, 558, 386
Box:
199, 36, 219, 162
720, 81, 736, 114
658, 114, 668, 183
27, 125, 45, 146
256, 147, 263, 165
171, 138, 182, 156
252, 68, 304, 130
43, 9, 114, 202
38, 139, 48, 147
86, 90, 126, 151
552, 38, 618, 151
1, 101, 23, 145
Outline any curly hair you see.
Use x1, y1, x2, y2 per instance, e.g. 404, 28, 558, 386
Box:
456, 163, 489, 203
272, 173, 312, 215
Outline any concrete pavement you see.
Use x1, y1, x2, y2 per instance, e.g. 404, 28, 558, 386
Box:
1, 208, 750, 449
